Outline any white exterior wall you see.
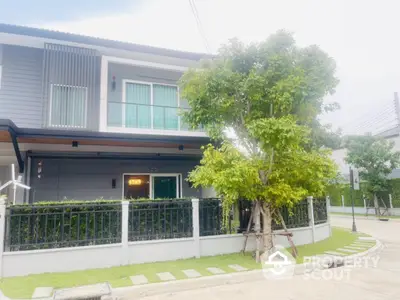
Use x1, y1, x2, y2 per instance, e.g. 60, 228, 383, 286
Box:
330, 205, 400, 216
2, 222, 331, 277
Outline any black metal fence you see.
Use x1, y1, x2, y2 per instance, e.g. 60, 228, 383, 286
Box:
313, 199, 328, 224
238, 199, 311, 232
4, 198, 328, 252
5, 203, 122, 251
199, 198, 232, 236
128, 200, 193, 241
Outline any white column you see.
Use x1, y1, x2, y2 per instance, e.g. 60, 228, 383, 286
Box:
99, 56, 109, 132
192, 198, 200, 258
121, 201, 129, 264
389, 194, 393, 209
0, 44, 3, 90
307, 196, 315, 243
341, 195, 345, 207
326, 196, 332, 236
25, 156, 32, 204
0, 196, 6, 278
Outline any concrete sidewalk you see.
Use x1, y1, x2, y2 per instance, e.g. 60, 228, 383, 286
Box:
116, 217, 400, 300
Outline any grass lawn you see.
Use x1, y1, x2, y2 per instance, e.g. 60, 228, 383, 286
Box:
0, 227, 371, 299
331, 212, 400, 219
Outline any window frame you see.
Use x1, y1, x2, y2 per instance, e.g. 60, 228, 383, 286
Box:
121, 80, 180, 130
49, 84, 88, 128
122, 173, 182, 199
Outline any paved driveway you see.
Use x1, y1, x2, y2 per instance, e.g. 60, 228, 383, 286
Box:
131, 216, 400, 300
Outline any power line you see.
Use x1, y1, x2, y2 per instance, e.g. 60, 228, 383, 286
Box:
342, 101, 398, 135
189, 0, 211, 53
341, 101, 394, 129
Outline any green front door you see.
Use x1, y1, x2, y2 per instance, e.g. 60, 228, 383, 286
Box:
153, 176, 177, 199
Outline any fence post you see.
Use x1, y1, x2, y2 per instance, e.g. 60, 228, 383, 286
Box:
326, 196, 332, 237
389, 194, 393, 209
192, 198, 200, 258
341, 195, 345, 208
121, 201, 129, 264
307, 196, 315, 243
0, 196, 6, 278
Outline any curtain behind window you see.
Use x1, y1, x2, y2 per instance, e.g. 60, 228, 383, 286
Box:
50, 85, 86, 128
153, 84, 178, 130
125, 83, 151, 128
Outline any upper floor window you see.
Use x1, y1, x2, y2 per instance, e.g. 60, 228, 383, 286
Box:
108, 81, 180, 131
49, 85, 87, 128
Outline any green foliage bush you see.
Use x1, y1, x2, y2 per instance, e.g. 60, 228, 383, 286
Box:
7, 199, 194, 251
327, 179, 400, 208
128, 199, 193, 241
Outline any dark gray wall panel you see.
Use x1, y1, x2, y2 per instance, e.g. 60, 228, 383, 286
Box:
29, 157, 201, 201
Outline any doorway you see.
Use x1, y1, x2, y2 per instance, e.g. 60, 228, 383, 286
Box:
123, 173, 181, 199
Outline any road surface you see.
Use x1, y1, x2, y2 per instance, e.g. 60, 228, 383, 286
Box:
129, 216, 400, 300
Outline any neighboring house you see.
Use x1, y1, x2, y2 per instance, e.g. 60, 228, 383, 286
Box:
331, 125, 400, 180
0, 23, 213, 203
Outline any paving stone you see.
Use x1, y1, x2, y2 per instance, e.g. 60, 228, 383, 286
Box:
337, 248, 358, 253
53, 283, 111, 300
228, 264, 248, 272
157, 272, 176, 281
346, 245, 368, 250
32, 287, 54, 299
354, 241, 375, 244
324, 251, 345, 256
130, 275, 148, 285
207, 267, 225, 274
358, 237, 376, 241
182, 269, 202, 278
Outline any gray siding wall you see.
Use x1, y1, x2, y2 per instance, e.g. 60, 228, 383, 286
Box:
0, 45, 43, 128
107, 63, 183, 104
29, 158, 201, 201
0, 44, 101, 130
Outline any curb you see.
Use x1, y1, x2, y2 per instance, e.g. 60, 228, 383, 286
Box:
331, 214, 400, 222
111, 238, 383, 299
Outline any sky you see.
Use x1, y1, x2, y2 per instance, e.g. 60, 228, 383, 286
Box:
1, 0, 399, 134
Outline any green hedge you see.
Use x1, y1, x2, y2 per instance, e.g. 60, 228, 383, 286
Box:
327, 179, 400, 208
6, 201, 123, 251
6, 199, 195, 251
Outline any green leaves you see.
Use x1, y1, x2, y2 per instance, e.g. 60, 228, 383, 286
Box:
183, 30, 339, 221
180, 31, 339, 141
247, 116, 309, 153
345, 135, 400, 193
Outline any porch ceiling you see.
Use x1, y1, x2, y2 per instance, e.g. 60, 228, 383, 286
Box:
0, 119, 209, 150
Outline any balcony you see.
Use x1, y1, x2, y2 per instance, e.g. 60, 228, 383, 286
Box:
106, 102, 205, 136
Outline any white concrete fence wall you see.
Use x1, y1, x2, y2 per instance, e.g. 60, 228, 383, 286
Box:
329, 193, 400, 216
0, 197, 331, 277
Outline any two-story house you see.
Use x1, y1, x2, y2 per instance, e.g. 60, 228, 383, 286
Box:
0, 23, 212, 203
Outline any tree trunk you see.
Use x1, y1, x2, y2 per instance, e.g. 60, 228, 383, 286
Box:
374, 193, 380, 216
254, 201, 261, 262
261, 202, 273, 253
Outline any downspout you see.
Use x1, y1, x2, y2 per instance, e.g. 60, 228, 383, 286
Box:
8, 127, 24, 174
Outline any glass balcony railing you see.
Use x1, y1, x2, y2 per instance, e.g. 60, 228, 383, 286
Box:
107, 102, 204, 132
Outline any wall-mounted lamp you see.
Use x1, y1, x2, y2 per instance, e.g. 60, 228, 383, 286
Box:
111, 75, 116, 91
128, 178, 142, 186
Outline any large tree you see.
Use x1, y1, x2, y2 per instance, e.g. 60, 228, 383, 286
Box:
345, 135, 400, 215
180, 31, 338, 260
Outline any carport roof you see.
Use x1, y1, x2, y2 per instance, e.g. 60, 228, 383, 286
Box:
0, 119, 209, 173
0, 119, 209, 146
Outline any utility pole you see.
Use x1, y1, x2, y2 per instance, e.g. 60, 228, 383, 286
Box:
349, 167, 359, 233
394, 92, 400, 134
